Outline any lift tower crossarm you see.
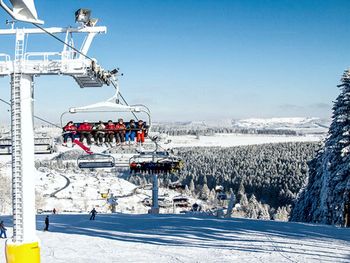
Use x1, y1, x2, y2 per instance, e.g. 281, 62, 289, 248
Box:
0, 25, 110, 87
0, 26, 106, 35
0, 4, 109, 263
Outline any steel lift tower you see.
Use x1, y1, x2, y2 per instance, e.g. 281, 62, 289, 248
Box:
0, 1, 111, 262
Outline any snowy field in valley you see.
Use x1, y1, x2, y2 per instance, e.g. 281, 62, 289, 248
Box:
165, 133, 322, 148
1, 213, 350, 263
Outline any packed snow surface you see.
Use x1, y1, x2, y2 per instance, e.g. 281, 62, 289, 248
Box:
1, 213, 350, 262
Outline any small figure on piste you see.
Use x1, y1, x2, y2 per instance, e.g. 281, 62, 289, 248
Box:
44, 215, 49, 231
90, 208, 97, 220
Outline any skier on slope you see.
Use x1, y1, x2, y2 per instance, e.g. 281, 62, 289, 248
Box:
0, 221, 7, 238
44, 215, 49, 231
89, 208, 97, 220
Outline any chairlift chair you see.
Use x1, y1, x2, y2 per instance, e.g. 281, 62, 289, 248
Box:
77, 153, 115, 169
60, 87, 151, 169
0, 136, 54, 154
173, 195, 190, 207
129, 151, 183, 174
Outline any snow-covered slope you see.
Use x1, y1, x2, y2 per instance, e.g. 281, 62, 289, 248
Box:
233, 117, 330, 131
1, 213, 349, 262
155, 117, 329, 130
33, 166, 197, 215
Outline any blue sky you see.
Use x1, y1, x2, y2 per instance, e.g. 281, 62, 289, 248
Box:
0, 0, 349, 123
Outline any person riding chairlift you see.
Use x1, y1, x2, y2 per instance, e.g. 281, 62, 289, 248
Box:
105, 120, 116, 145
93, 120, 105, 146
78, 120, 93, 146
125, 119, 136, 145
62, 121, 77, 147
136, 119, 146, 143
115, 118, 126, 145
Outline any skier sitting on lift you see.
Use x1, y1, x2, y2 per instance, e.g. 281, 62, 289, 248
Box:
115, 118, 126, 145
136, 119, 146, 143
78, 120, 93, 145
105, 120, 116, 145
62, 121, 77, 146
125, 119, 136, 144
93, 120, 105, 146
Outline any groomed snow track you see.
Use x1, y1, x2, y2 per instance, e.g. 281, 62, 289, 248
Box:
1, 213, 350, 262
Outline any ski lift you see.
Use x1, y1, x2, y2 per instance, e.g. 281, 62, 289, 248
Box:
129, 139, 183, 174
99, 188, 110, 199
0, 136, 55, 154
168, 181, 186, 190
173, 195, 190, 207
77, 153, 115, 169
60, 82, 151, 169
129, 153, 183, 174
101, 192, 108, 199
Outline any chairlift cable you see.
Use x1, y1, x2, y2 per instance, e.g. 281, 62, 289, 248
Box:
31, 23, 94, 61
0, 97, 61, 128
110, 79, 139, 121
31, 25, 144, 129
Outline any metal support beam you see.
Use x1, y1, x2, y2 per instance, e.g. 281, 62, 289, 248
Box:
151, 173, 159, 214
0, 26, 107, 35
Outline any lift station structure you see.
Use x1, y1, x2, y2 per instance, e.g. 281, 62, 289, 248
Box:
0, 1, 116, 262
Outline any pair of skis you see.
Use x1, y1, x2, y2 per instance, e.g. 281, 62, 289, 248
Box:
73, 139, 93, 154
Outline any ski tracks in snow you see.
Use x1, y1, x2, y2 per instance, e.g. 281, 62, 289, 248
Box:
49, 171, 71, 198
264, 233, 298, 263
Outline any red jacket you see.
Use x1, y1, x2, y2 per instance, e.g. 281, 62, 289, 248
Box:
116, 123, 126, 133
105, 123, 115, 133
78, 123, 92, 131
64, 124, 77, 133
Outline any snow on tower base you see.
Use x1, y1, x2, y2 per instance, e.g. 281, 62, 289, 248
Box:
5, 241, 40, 263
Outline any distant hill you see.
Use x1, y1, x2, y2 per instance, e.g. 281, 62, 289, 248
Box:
153, 117, 330, 136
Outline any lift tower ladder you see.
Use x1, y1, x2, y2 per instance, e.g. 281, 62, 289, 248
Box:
0, 3, 109, 262
11, 30, 24, 242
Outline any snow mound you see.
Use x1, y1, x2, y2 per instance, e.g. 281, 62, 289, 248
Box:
52, 149, 83, 160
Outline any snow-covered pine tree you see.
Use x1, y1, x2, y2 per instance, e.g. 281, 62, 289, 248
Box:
189, 179, 195, 193
291, 70, 350, 226
200, 183, 210, 200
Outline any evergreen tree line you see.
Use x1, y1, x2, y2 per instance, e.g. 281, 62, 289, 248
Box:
125, 142, 319, 210
151, 126, 298, 136
291, 70, 350, 226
